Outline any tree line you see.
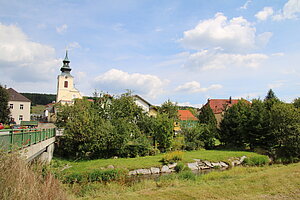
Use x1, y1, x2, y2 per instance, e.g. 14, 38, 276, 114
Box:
21, 93, 56, 106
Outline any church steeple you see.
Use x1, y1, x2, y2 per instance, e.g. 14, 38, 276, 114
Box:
60, 50, 72, 75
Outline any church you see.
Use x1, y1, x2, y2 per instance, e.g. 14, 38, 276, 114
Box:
56, 51, 82, 104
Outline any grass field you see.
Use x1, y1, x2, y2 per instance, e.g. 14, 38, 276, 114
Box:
31, 105, 46, 114
69, 163, 300, 200
53, 150, 264, 174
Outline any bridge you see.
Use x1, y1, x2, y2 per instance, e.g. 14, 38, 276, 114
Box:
0, 128, 56, 163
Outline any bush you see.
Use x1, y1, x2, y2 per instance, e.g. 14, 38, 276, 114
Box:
178, 171, 196, 181
174, 162, 190, 173
88, 169, 127, 183
161, 151, 184, 164
64, 173, 85, 184
243, 155, 270, 166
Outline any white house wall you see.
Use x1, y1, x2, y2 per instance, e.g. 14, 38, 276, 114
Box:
8, 101, 31, 124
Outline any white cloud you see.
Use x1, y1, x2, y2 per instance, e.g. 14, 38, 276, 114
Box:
94, 69, 168, 99
175, 81, 222, 93
67, 42, 81, 50
240, 0, 252, 10
273, 0, 300, 21
177, 102, 203, 108
180, 13, 271, 52
255, 7, 274, 21
56, 24, 68, 34
184, 50, 268, 70
268, 81, 285, 89
0, 23, 60, 82
271, 52, 285, 56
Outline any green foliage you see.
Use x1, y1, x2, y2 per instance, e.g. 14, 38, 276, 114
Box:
161, 151, 184, 164
174, 162, 190, 173
270, 103, 300, 160
293, 97, 300, 109
64, 173, 85, 184
0, 85, 10, 124
88, 169, 127, 183
178, 171, 196, 181
158, 99, 179, 121
198, 104, 217, 127
153, 113, 174, 152
20, 93, 56, 106
243, 155, 270, 166
220, 99, 251, 148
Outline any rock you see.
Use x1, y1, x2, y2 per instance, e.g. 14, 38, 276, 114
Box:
107, 165, 115, 169
197, 161, 205, 166
187, 162, 198, 170
199, 165, 210, 170
113, 156, 118, 159
168, 163, 177, 169
211, 162, 221, 168
150, 167, 160, 174
219, 161, 229, 168
239, 156, 247, 163
193, 159, 201, 162
161, 165, 171, 173
136, 169, 151, 175
128, 170, 137, 175
203, 161, 213, 168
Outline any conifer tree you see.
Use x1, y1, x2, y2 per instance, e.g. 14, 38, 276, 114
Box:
0, 85, 10, 124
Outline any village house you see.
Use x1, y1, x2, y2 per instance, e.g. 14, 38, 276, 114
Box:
204, 97, 241, 125
174, 110, 199, 133
133, 95, 158, 117
7, 88, 31, 125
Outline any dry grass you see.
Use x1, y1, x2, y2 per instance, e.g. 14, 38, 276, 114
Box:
0, 151, 68, 200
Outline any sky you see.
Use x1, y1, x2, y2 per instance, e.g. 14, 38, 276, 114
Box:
1, 0, 300, 107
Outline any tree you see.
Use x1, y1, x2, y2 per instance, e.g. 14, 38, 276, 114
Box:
153, 113, 174, 152
0, 85, 10, 124
264, 89, 280, 110
159, 100, 179, 120
219, 99, 251, 148
293, 97, 300, 109
270, 103, 300, 160
198, 104, 217, 126
265, 89, 278, 101
246, 99, 274, 150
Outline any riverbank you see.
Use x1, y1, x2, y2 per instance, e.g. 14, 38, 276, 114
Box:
69, 162, 300, 200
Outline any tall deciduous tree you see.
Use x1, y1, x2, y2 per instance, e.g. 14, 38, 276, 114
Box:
159, 100, 179, 120
293, 97, 300, 109
0, 85, 10, 124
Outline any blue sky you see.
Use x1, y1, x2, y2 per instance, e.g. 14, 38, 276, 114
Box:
1, 0, 300, 107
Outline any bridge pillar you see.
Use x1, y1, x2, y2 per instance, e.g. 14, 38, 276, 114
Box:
39, 143, 55, 164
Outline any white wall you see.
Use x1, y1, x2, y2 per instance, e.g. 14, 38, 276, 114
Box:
134, 99, 150, 113
8, 101, 31, 124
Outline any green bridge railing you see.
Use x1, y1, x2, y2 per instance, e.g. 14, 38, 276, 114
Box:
0, 128, 56, 151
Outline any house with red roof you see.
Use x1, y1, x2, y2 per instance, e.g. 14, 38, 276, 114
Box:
175, 110, 199, 131
204, 97, 247, 124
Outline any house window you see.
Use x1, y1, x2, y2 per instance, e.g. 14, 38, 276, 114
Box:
20, 104, 24, 110
10, 104, 13, 109
64, 81, 68, 88
19, 115, 23, 121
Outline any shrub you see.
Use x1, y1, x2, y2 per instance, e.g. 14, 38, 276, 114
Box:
64, 173, 85, 184
174, 162, 190, 173
243, 155, 270, 166
88, 169, 127, 183
161, 151, 184, 164
178, 171, 196, 181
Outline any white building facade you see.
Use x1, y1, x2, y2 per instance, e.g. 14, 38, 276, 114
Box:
7, 88, 31, 124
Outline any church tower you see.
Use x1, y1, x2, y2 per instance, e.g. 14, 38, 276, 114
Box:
56, 51, 82, 104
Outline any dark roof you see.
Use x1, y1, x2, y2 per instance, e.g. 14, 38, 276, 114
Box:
178, 110, 198, 121
7, 88, 31, 102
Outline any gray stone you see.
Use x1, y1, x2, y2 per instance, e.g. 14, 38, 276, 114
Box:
107, 165, 115, 169
161, 165, 171, 173
199, 165, 210, 170
128, 170, 137, 175
193, 159, 201, 162
168, 163, 177, 169
136, 168, 151, 175
211, 162, 222, 168
197, 161, 205, 166
203, 160, 213, 168
187, 162, 199, 170
219, 161, 229, 168
150, 167, 160, 174
239, 156, 247, 163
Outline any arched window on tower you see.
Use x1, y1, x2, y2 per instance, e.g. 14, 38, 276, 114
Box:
64, 81, 68, 88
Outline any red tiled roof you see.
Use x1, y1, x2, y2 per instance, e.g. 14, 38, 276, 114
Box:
178, 110, 198, 121
206, 99, 240, 114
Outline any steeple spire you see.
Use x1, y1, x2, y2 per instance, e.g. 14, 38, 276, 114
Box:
60, 50, 72, 75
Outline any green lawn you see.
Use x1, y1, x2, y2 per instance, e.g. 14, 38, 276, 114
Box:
53, 150, 263, 174
31, 105, 46, 114
70, 163, 300, 200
